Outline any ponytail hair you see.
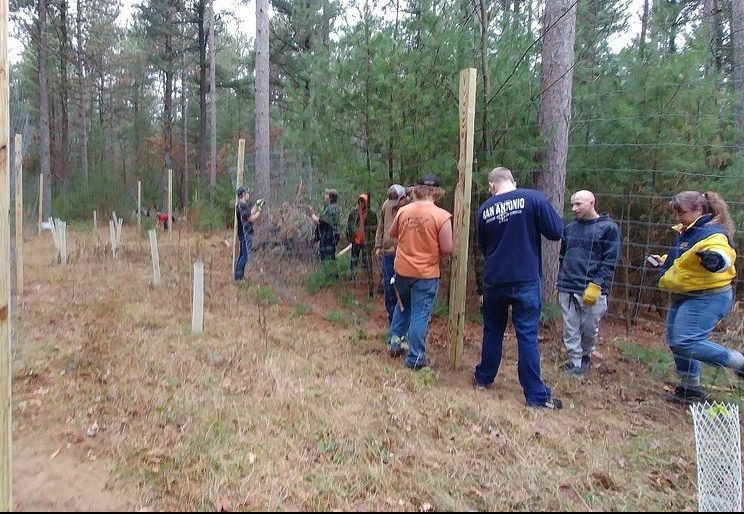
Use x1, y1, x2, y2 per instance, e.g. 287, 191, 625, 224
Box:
705, 191, 735, 235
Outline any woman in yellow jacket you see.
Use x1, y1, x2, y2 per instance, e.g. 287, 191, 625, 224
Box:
649, 191, 743, 403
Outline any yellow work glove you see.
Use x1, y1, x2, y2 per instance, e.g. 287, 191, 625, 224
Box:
582, 282, 602, 306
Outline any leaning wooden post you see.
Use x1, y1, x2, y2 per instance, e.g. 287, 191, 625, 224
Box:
148, 229, 161, 286
192, 260, 204, 334
14, 134, 21, 295
231, 139, 245, 272
167, 168, 173, 240
37, 174, 42, 235
0, 0, 12, 505
137, 180, 141, 232
447, 68, 477, 369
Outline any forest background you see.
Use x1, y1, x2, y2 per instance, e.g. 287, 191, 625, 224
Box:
7, 0, 744, 320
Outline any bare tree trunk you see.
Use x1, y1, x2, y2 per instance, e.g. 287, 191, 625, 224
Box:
198, 0, 207, 177
703, 0, 723, 75
255, 0, 271, 199
536, 0, 576, 303
478, 0, 491, 156
181, 33, 189, 208
639, 0, 648, 58
59, 0, 70, 189
38, 0, 52, 219
734, 0, 744, 151
75, 0, 89, 187
208, 0, 216, 192
163, 15, 175, 209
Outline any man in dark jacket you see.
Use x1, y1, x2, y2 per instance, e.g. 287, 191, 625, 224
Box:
557, 190, 621, 376
473, 166, 564, 410
235, 187, 262, 281
311, 188, 342, 274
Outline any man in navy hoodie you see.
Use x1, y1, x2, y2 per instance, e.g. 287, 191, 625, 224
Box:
557, 190, 621, 376
473, 167, 564, 410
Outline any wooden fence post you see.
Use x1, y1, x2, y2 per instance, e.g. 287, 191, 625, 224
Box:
14, 134, 21, 295
447, 68, 477, 369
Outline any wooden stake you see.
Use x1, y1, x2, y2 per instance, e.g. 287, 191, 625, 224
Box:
37, 174, 42, 235
232, 139, 245, 272
0, 0, 13, 504
149, 229, 161, 286
93, 210, 96, 230
167, 168, 172, 240
137, 180, 141, 232
192, 260, 204, 334
447, 68, 477, 369
14, 134, 21, 295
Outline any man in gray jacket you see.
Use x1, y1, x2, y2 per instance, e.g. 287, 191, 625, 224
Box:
557, 190, 621, 376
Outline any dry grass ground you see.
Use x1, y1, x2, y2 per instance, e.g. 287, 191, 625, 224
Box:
10, 222, 741, 511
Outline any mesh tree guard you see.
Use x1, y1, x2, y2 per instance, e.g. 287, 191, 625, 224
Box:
690, 402, 742, 512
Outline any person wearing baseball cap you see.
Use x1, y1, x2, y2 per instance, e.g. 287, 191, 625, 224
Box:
387, 174, 452, 371
234, 186, 262, 281
375, 184, 411, 323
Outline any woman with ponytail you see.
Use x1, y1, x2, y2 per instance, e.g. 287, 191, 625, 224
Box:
647, 191, 743, 403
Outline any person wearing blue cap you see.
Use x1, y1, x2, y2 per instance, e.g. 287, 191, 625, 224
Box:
234, 187, 262, 281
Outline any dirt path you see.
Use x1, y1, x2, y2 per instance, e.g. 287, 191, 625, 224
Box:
13, 431, 138, 512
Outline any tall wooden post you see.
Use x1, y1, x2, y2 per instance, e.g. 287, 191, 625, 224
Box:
0, 0, 12, 506
167, 169, 172, 240
231, 139, 245, 271
37, 174, 42, 235
137, 180, 141, 231
14, 134, 21, 295
447, 68, 477, 369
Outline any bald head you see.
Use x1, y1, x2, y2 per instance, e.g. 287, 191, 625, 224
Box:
487, 167, 517, 195
570, 190, 599, 220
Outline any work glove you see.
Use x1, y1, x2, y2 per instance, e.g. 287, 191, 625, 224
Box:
582, 282, 602, 306
695, 250, 725, 272
255, 198, 266, 211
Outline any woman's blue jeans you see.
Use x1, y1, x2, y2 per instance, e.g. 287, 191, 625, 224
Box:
666, 289, 735, 382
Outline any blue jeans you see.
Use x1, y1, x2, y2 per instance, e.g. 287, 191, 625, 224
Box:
388, 275, 439, 368
474, 281, 552, 406
234, 234, 253, 280
666, 289, 736, 382
380, 255, 396, 324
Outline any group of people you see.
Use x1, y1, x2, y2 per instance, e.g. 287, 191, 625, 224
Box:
236, 166, 744, 409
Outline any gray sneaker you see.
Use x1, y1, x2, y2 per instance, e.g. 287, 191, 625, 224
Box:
563, 362, 588, 377
529, 397, 563, 410
388, 335, 404, 358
